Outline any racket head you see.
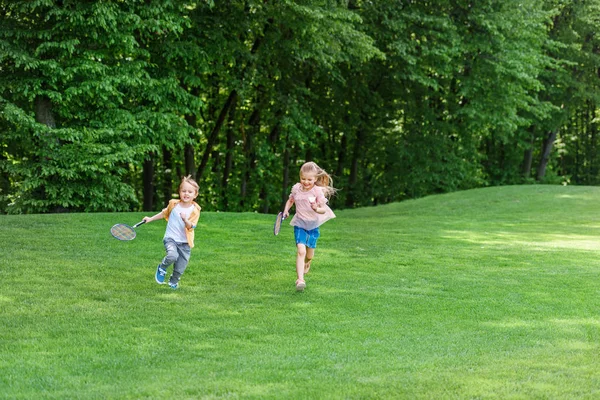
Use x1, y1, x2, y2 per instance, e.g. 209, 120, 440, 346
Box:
110, 223, 137, 241
274, 212, 284, 236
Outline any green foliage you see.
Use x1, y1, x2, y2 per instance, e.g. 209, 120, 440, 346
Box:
539, 0, 600, 185
1, 0, 599, 214
0, 0, 195, 213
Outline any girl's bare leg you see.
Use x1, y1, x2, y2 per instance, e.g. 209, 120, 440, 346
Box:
296, 244, 307, 283
304, 247, 315, 273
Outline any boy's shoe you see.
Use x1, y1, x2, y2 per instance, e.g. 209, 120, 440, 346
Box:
295, 279, 306, 291
155, 265, 167, 284
168, 281, 178, 290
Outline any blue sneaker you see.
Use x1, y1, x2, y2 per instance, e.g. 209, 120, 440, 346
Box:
168, 281, 178, 290
155, 265, 166, 284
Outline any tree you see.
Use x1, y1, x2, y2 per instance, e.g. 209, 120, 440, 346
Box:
2, 0, 599, 215
0, 1, 198, 213
535, 0, 600, 183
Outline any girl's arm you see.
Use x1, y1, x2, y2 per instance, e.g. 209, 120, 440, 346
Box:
283, 197, 294, 219
142, 211, 164, 224
311, 188, 327, 214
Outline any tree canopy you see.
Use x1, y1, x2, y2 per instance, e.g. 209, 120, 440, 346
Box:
1, 0, 599, 214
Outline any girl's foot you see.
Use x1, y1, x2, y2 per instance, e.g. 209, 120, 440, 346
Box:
295, 279, 306, 291
304, 261, 311, 274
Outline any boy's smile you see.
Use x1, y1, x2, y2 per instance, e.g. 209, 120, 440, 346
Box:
179, 182, 198, 204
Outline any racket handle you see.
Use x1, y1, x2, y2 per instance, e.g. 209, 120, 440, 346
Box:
133, 220, 146, 228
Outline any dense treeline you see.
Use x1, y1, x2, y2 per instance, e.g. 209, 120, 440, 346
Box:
1, 0, 599, 214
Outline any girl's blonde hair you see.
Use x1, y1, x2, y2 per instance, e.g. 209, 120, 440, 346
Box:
300, 161, 335, 198
180, 175, 199, 194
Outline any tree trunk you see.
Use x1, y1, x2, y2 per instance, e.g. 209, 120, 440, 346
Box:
521, 128, 535, 179
536, 129, 559, 181
0, 151, 8, 210
184, 144, 196, 179
589, 102, 598, 181
197, 90, 237, 181
34, 96, 56, 128
221, 94, 238, 210
240, 109, 260, 208
184, 115, 197, 179
346, 128, 365, 207
260, 186, 269, 214
163, 148, 173, 203
522, 147, 534, 179
34, 95, 58, 158
143, 156, 155, 211
282, 147, 291, 208
222, 125, 235, 210
260, 123, 280, 214
33, 95, 57, 206
573, 115, 581, 182
335, 133, 347, 179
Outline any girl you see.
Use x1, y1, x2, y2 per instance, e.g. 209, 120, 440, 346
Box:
283, 162, 336, 291
143, 175, 201, 289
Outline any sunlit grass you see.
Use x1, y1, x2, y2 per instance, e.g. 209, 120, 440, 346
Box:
443, 229, 600, 250
0, 184, 599, 399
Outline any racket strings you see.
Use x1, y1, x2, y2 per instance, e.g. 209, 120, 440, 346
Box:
274, 213, 284, 235
111, 224, 136, 240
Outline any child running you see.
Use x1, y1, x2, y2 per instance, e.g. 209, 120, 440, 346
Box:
143, 175, 201, 289
283, 161, 336, 291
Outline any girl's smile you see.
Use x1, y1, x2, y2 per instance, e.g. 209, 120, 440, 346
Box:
300, 173, 317, 191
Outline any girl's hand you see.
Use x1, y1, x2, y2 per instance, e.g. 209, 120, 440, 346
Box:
142, 216, 152, 223
180, 212, 188, 222
312, 203, 326, 214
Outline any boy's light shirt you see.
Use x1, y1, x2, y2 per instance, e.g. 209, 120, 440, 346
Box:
162, 199, 201, 248
164, 204, 192, 244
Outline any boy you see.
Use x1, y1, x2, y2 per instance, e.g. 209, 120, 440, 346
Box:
143, 176, 201, 289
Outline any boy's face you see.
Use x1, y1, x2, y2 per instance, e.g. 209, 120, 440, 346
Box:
179, 182, 198, 203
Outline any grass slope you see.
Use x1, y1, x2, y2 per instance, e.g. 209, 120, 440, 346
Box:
0, 185, 599, 399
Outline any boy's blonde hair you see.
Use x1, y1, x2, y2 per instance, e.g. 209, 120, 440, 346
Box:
180, 175, 199, 194
300, 162, 335, 198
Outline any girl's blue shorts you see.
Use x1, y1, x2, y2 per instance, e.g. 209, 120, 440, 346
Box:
294, 226, 320, 248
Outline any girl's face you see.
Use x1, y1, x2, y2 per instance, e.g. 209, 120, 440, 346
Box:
300, 172, 317, 191
179, 182, 198, 204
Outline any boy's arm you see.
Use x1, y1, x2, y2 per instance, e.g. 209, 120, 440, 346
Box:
143, 211, 164, 224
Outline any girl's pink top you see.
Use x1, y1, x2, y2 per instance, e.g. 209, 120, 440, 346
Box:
289, 183, 336, 231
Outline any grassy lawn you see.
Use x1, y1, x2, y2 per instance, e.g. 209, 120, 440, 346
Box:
1, 185, 599, 399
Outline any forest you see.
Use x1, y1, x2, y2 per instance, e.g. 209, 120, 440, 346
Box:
1, 0, 599, 214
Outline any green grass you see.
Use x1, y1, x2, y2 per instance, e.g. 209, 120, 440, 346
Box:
1, 185, 599, 399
